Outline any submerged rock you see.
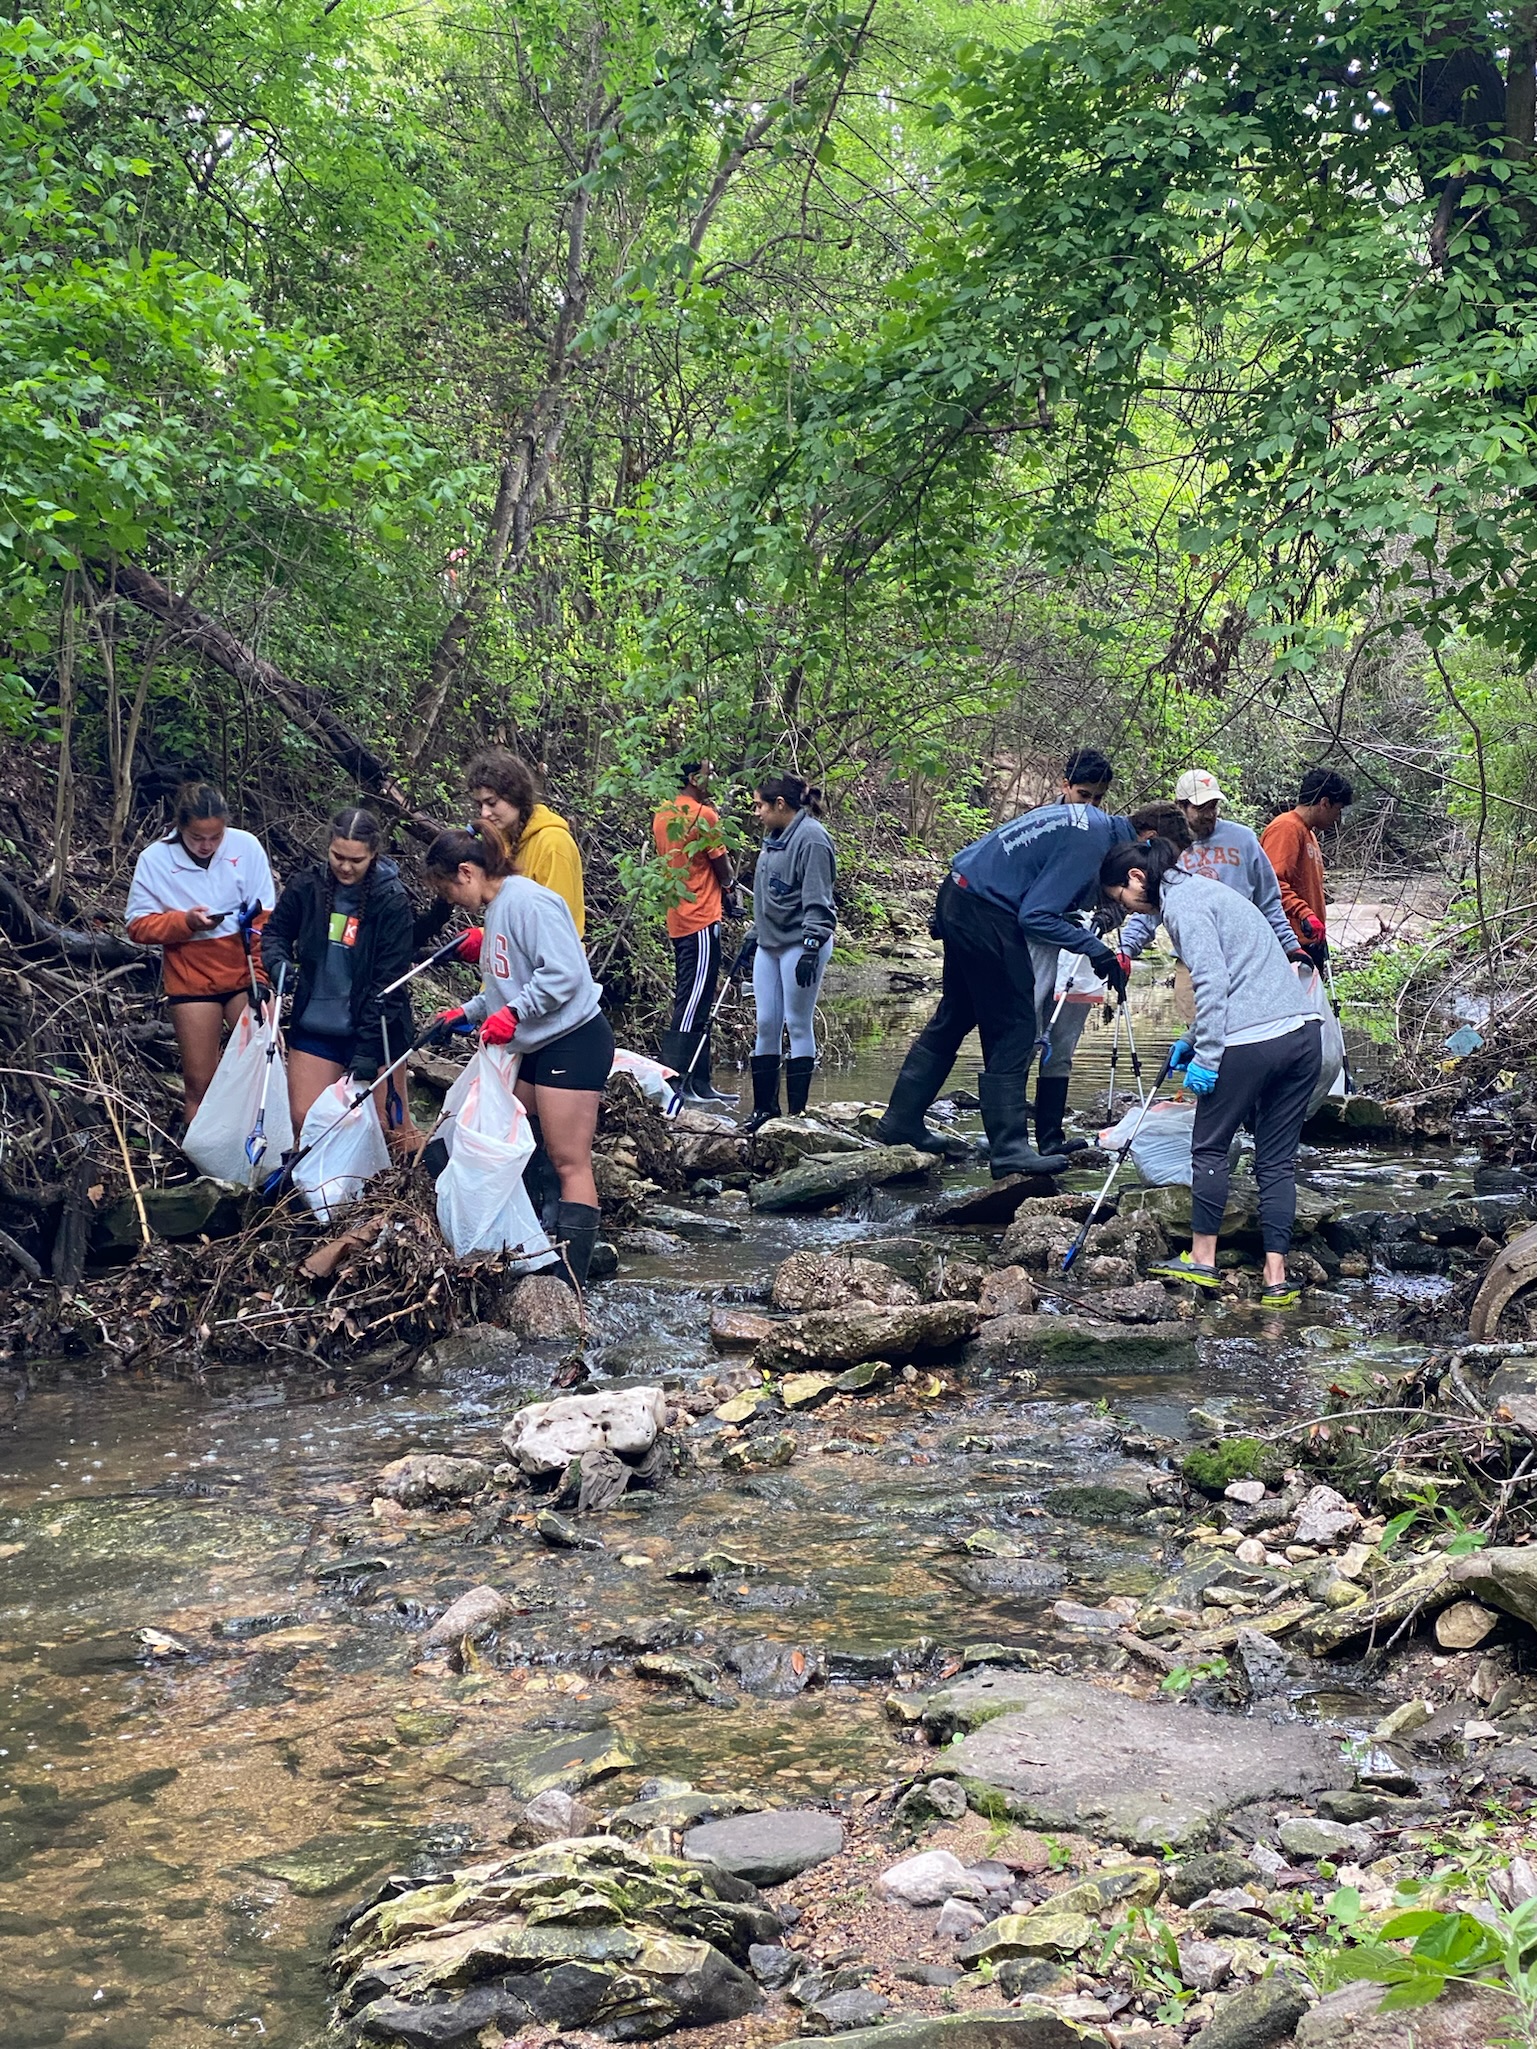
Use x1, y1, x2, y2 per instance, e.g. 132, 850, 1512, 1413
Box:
504, 1388, 667, 1474
725, 1638, 826, 1697
974, 1313, 1195, 1374
749, 1145, 934, 1213
422, 1586, 512, 1651
504, 1273, 586, 1340
376, 1454, 489, 1508
330, 1835, 772, 2043
929, 1671, 1350, 1849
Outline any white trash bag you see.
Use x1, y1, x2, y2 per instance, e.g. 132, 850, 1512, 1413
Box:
435, 1047, 553, 1267
182, 1006, 293, 1187
293, 1078, 390, 1223
610, 1046, 676, 1105
1295, 967, 1347, 1106
1100, 1096, 1202, 1187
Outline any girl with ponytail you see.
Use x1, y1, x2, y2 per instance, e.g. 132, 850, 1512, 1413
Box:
740, 774, 838, 1131
262, 807, 416, 1136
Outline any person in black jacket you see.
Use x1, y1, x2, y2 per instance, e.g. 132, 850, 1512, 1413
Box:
261, 808, 416, 1142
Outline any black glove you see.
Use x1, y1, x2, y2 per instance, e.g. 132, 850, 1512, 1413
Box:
722, 888, 744, 922
733, 930, 758, 980
1090, 947, 1129, 1002
349, 1053, 380, 1085
795, 940, 822, 989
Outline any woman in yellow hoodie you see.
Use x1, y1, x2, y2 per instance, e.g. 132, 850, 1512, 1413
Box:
465, 750, 586, 938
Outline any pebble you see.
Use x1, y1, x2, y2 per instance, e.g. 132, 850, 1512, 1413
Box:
1224, 1481, 1268, 1506
1292, 1483, 1360, 1547
1177, 1940, 1233, 1992
935, 1897, 988, 1937
1235, 1538, 1268, 1566
879, 1849, 976, 1905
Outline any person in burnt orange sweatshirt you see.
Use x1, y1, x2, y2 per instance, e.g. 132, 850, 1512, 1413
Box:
1259, 767, 1353, 969
125, 782, 276, 1118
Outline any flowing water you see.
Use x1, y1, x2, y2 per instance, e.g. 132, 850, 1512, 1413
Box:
0, 981, 1463, 2046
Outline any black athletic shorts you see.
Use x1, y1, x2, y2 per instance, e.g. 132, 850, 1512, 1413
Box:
166, 988, 248, 1008
517, 1012, 615, 1092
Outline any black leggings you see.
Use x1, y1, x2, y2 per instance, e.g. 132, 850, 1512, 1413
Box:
1191, 1021, 1322, 1253
904, 876, 1044, 1078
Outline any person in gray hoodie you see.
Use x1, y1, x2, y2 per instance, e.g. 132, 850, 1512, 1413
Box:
1101, 835, 1321, 1307
1118, 768, 1307, 966
740, 774, 837, 1130
422, 826, 612, 1291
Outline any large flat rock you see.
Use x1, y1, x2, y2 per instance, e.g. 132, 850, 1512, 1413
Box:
774, 2012, 1091, 2049
682, 1808, 844, 1885
938, 1672, 1350, 1849
756, 1300, 981, 1371
974, 1313, 1196, 1374
749, 1145, 934, 1213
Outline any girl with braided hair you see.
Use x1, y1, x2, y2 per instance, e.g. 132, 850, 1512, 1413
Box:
262, 808, 416, 1136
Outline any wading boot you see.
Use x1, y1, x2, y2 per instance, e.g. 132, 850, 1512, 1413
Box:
553, 1200, 602, 1293
978, 1070, 1070, 1181
661, 1027, 737, 1105
785, 1055, 816, 1116
523, 1116, 561, 1232
870, 1043, 951, 1152
1033, 1076, 1089, 1156
741, 1054, 782, 1134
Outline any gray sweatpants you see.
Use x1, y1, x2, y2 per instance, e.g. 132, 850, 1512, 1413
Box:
753, 940, 832, 1058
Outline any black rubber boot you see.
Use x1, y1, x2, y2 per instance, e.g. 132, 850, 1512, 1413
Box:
523, 1117, 561, 1232
1033, 1076, 1089, 1156
871, 1043, 951, 1152
785, 1055, 816, 1116
661, 1027, 737, 1104
553, 1201, 601, 1292
741, 1054, 781, 1134
978, 1071, 1070, 1181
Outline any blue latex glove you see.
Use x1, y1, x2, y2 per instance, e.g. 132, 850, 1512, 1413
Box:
1168, 1037, 1195, 1072
1184, 1061, 1220, 1095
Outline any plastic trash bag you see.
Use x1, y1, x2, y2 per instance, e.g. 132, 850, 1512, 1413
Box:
293, 1077, 390, 1223
183, 1007, 293, 1187
1100, 1097, 1203, 1186
610, 1047, 677, 1105
435, 1047, 553, 1267
1295, 967, 1347, 1105
1054, 947, 1109, 1003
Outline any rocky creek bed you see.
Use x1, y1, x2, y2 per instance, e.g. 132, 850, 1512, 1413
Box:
1, 1011, 1535, 2049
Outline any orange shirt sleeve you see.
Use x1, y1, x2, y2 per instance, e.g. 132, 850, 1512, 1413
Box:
1260, 814, 1321, 933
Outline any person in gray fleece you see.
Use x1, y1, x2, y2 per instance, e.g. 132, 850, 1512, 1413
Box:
1101, 835, 1321, 1306
422, 826, 612, 1291
740, 773, 837, 1130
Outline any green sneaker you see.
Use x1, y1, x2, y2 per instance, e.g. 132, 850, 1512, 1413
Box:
1147, 1251, 1221, 1290
1261, 1281, 1302, 1308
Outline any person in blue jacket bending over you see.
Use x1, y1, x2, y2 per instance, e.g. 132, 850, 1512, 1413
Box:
873, 749, 1134, 1180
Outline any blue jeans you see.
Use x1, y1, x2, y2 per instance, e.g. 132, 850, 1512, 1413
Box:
753, 940, 831, 1058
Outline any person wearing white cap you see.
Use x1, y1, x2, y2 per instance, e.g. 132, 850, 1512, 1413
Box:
1120, 768, 1307, 965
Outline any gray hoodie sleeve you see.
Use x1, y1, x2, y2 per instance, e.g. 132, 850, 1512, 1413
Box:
798, 827, 838, 947
462, 883, 591, 1028
1119, 910, 1160, 959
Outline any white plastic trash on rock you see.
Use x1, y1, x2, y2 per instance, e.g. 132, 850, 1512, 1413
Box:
610, 1047, 676, 1105
1101, 1096, 1201, 1187
183, 1006, 293, 1187
293, 1077, 390, 1223
435, 1046, 552, 1267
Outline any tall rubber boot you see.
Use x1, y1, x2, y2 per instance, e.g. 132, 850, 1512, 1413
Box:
524, 1116, 561, 1231
785, 1055, 816, 1116
871, 1042, 951, 1152
741, 1054, 781, 1134
1033, 1075, 1089, 1156
978, 1070, 1070, 1181
553, 1200, 601, 1293
660, 1027, 736, 1105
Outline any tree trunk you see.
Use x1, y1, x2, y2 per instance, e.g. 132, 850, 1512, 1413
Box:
47, 577, 76, 918
103, 559, 441, 839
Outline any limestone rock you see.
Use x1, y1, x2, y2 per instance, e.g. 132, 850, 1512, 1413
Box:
771, 1249, 921, 1313
422, 1585, 512, 1651
749, 1116, 871, 1175
935, 1671, 1349, 1849
1435, 1601, 1498, 1650
376, 1453, 489, 1508
1187, 1975, 1311, 2049
956, 1911, 1097, 1963
682, 1810, 844, 1886
504, 1273, 585, 1340
1293, 1485, 1360, 1547
1451, 1544, 1537, 1630
329, 1834, 769, 2041
1167, 1854, 1263, 1908
773, 2014, 1092, 2049
879, 1849, 974, 1906
725, 1639, 826, 1698
1278, 1816, 1373, 1861
755, 1300, 980, 1371
807, 1990, 891, 2033
508, 1788, 593, 1845
1179, 1941, 1234, 1992
417, 1324, 538, 1383
978, 1266, 1036, 1319
924, 1177, 1062, 1228
749, 1145, 934, 1213
936, 1897, 988, 1938
974, 1313, 1196, 1374
504, 1387, 667, 1474
710, 1308, 779, 1350
1295, 1980, 1514, 2048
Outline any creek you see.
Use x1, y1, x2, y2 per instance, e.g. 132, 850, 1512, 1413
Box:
0, 983, 1471, 2047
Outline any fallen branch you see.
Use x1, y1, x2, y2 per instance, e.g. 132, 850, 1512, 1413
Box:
0, 873, 152, 970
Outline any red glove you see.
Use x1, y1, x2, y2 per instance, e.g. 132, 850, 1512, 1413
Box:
480, 1007, 518, 1046
424, 1007, 473, 1046
1116, 951, 1132, 978
1299, 913, 1325, 944
456, 927, 484, 965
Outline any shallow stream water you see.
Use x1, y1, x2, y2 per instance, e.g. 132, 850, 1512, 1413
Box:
0, 980, 1467, 2046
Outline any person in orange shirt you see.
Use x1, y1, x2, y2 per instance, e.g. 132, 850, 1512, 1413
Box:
1259, 767, 1353, 969
652, 760, 740, 1103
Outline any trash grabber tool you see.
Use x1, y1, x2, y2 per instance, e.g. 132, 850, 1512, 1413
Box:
1323, 953, 1355, 1096
1121, 994, 1147, 1104
1061, 1047, 1178, 1272
236, 899, 262, 1011
261, 1023, 437, 1200
245, 961, 288, 1167
379, 932, 470, 1005
1034, 982, 1070, 1066
1106, 1000, 1123, 1122
666, 938, 754, 1116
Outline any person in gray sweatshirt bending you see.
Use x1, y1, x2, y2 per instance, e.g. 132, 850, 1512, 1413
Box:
1118, 769, 1308, 967
422, 826, 613, 1290
1100, 835, 1321, 1307
740, 774, 837, 1132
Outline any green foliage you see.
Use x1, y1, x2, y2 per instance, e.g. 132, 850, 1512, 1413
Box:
1180, 1437, 1280, 1495
1159, 1656, 1229, 1698
1316, 1891, 1537, 2036
1377, 1484, 1488, 1562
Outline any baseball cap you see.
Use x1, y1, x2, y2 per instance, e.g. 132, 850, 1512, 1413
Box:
1175, 768, 1226, 805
